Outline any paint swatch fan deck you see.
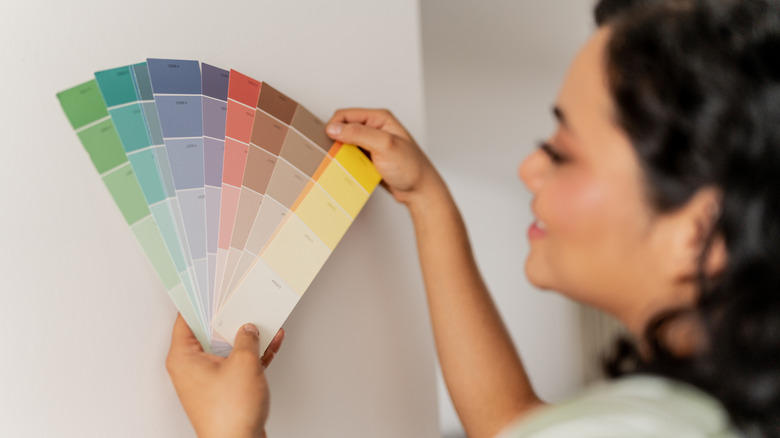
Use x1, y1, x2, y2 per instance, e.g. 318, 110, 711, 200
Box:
57, 59, 381, 355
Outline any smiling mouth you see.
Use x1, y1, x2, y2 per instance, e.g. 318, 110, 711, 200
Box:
528, 219, 548, 240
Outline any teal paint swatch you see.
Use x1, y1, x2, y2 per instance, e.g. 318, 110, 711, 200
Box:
94, 67, 138, 107
131, 63, 154, 101
127, 149, 166, 204
111, 104, 153, 152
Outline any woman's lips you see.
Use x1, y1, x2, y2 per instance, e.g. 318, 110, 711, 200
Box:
528, 219, 547, 240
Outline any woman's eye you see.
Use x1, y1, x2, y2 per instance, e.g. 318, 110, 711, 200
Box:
538, 141, 569, 164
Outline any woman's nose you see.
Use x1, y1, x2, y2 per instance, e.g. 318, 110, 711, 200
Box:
519, 148, 545, 193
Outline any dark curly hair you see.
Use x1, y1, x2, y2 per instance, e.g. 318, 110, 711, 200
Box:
595, 0, 780, 436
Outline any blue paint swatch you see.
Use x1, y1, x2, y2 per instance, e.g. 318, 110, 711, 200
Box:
147, 59, 201, 94
166, 139, 205, 190
155, 95, 204, 138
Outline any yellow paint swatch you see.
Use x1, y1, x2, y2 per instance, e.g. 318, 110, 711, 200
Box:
294, 184, 351, 250
261, 215, 331, 296
332, 144, 381, 192
316, 163, 370, 218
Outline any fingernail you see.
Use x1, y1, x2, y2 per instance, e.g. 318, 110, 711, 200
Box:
326, 123, 343, 136
243, 324, 259, 336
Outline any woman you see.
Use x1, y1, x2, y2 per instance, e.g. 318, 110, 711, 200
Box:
165, 0, 780, 436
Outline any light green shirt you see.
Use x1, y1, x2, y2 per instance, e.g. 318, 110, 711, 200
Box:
498, 375, 738, 438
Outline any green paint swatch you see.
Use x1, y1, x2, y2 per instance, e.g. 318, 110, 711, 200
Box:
131, 218, 180, 289
151, 203, 187, 270
56, 80, 108, 129
77, 120, 128, 173
102, 163, 152, 225
57, 77, 212, 354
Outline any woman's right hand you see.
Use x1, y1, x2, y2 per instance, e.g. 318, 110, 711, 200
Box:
326, 108, 445, 209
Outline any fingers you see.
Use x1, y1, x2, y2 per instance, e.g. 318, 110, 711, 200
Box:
167, 314, 204, 376
261, 329, 285, 369
327, 108, 411, 146
233, 323, 261, 356
326, 121, 398, 156
327, 108, 409, 138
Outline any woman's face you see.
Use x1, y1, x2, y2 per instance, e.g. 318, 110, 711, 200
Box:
519, 29, 693, 333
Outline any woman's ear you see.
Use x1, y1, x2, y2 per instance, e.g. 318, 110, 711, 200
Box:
666, 187, 726, 281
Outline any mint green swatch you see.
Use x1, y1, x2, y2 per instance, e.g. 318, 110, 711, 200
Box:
151, 203, 187, 271
127, 149, 166, 204
131, 218, 180, 290
102, 163, 151, 225
168, 284, 211, 353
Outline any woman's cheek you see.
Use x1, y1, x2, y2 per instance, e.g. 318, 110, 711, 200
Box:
547, 173, 610, 243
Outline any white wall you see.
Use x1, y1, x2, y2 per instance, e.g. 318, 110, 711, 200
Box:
420, 1, 596, 436
0, 1, 439, 437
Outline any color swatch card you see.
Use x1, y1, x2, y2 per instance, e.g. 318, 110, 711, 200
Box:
214, 70, 263, 315
56, 78, 210, 351
57, 59, 379, 355
147, 59, 212, 322
221, 83, 334, 308
94, 64, 201, 322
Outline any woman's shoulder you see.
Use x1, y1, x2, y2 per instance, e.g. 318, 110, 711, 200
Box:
497, 375, 738, 438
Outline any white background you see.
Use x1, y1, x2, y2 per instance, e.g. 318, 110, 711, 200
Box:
0, 1, 439, 436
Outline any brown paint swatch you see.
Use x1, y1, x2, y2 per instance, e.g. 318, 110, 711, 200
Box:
244, 146, 277, 194
231, 190, 264, 249
256, 83, 297, 124
291, 105, 331, 152
279, 130, 326, 177
250, 110, 288, 155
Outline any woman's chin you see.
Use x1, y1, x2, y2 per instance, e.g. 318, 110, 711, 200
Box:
524, 256, 553, 291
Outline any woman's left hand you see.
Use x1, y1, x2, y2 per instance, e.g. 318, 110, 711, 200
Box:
166, 315, 285, 438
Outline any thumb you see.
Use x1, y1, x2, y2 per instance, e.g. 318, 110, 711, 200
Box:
233, 323, 261, 356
